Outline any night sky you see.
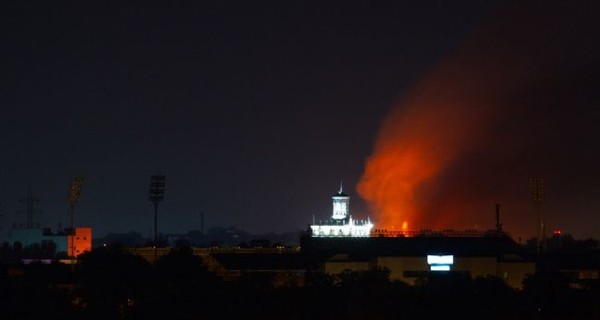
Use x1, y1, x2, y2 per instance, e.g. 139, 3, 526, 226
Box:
2, 1, 599, 242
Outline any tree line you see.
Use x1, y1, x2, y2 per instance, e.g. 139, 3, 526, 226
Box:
1, 243, 600, 320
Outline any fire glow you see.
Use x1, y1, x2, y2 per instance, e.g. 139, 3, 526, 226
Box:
356, 3, 545, 232
356, 73, 495, 232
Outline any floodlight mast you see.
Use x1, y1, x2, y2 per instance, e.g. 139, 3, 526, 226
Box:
68, 176, 84, 259
529, 177, 545, 254
149, 175, 166, 251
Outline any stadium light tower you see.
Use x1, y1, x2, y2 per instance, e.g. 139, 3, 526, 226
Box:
528, 177, 545, 254
149, 174, 166, 249
68, 176, 84, 258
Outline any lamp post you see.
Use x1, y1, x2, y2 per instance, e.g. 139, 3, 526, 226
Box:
68, 176, 84, 259
149, 174, 166, 261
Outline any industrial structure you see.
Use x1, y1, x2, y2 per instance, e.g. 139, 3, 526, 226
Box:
5, 186, 92, 259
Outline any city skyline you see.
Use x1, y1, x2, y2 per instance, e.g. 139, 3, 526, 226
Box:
2, 1, 600, 241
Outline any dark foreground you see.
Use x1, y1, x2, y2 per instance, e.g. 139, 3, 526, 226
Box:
2, 245, 600, 320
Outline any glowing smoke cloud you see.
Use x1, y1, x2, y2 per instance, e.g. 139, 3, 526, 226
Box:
356, 55, 506, 231
357, 1, 600, 234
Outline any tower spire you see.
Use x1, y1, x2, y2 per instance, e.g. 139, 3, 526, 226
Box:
339, 180, 343, 194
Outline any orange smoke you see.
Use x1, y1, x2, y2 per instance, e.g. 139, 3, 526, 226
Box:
357, 2, 560, 232
357, 67, 499, 231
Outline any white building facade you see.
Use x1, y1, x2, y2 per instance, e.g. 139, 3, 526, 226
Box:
310, 186, 373, 237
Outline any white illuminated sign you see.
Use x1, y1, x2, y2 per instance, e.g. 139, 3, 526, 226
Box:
430, 265, 450, 271
427, 255, 454, 265
427, 254, 454, 272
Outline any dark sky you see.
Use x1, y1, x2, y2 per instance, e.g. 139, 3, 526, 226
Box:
1, 1, 599, 241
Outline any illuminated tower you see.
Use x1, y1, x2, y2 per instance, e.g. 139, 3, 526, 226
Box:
331, 183, 349, 220
310, 182, 373, 237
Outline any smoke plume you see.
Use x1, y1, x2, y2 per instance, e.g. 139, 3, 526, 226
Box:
357, 1, 600, 238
